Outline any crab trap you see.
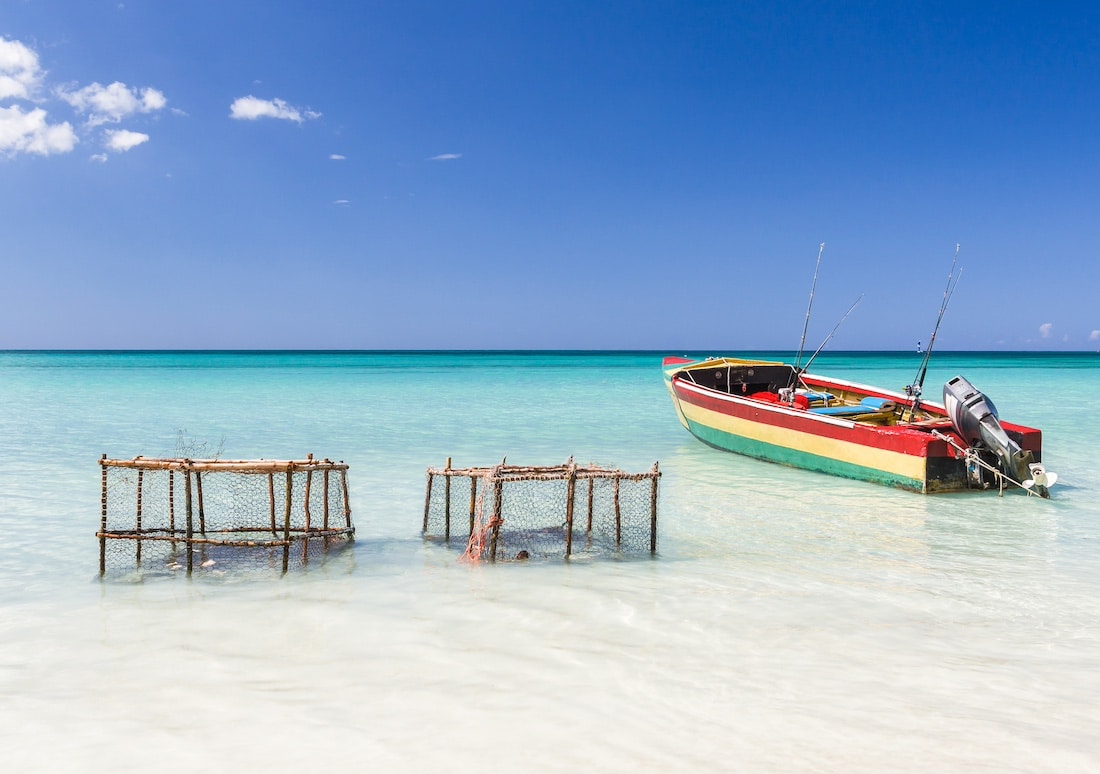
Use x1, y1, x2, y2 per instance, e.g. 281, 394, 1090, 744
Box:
98, 454, 354, 578
422, 458, 660, 562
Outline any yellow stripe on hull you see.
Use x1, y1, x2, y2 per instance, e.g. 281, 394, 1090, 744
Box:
674, 389, 928, 485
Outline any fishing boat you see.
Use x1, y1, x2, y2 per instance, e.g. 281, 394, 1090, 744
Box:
663, 246, 1057, 497
663, 356, 1054, 496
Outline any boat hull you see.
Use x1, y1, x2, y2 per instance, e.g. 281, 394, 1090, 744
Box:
663, 357, 1042, 494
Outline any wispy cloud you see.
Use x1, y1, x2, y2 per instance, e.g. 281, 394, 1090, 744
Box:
333, 199, 349, 205
1038, 323, 1053, 338
1089, 330, 1100, 342
229, 95, 320, 123
429, 153, 462, 161
59, 81, 167, 127
329, 153, 346, 160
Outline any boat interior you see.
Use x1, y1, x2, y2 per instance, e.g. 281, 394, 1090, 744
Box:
673, 359, 946, 426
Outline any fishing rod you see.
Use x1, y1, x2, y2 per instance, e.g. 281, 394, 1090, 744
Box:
799, 294, 863, 377
904, 244, 963, 419
794, 243, 825, 373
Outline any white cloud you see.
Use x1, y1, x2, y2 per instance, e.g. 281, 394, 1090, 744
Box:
1, 37, 171, 160
0, 37, 43, 100
333, 199, 349, 205
429, 153, 462, 161
329, 153, 346, 160
91, 153, 107, 163
1038, 323, 1053, 338
1089, 330, 1100, 342
59, 81, 167, 126
105, 128, 149, 152
0, 104, 77, 156
229, 95, 320, 123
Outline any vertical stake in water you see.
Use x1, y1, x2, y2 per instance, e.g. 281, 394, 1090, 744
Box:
613, 476, 622, 548
323, 466, 330, 531
99, 454, 108, 577
422, 471, 434, 534
303, 455, 313, 562
267, 471, 276, 537
184, 467, 194, 576
586, 476, 594, 534
564, 462, 577, 559
168, 470, 176, 551
489, 472, 504, 562
196, 471, 206, 536
135, 469, 144, 566
444, 456, 452, 541
468, 475, 478, 537
341, 467, 352, 540
282, 466, 293, 575
649, 463, 660, 555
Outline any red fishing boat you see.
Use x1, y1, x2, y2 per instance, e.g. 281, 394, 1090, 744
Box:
662, 356, 1054, 496
663, 245, 1056, 496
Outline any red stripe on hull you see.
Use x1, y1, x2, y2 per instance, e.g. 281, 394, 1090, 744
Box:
673, 378, 954, 459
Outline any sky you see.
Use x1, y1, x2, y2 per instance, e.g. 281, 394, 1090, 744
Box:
2, 0, 1098, 350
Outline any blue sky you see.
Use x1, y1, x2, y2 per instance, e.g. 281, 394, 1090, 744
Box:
2, 1, 1098, 350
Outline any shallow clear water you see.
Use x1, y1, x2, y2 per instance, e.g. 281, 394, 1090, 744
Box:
2, 351, 1098, 771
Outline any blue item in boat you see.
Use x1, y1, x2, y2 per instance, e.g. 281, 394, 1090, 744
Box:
809, 397, 896, 416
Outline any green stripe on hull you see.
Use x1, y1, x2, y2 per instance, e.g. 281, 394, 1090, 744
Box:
685, 418, 926, 493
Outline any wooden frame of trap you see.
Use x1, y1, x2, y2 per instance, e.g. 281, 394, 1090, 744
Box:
98, 454, 354, 576
422, 458, 660, 561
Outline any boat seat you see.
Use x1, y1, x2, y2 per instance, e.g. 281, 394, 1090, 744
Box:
798, 391, 835, 405
809, 397, 896, 416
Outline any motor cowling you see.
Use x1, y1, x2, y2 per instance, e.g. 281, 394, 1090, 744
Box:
942, 375, 1050, 497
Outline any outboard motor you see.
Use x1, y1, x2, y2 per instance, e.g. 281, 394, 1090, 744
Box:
943, 375, 1053, 497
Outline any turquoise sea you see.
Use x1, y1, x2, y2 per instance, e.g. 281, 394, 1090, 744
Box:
2, 351, 1099, 771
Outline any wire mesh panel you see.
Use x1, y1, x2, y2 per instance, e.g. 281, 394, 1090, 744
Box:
423, 459, 660, 562
98, 455, 353, 579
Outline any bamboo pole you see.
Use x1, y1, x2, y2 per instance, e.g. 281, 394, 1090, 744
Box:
613, 475, 622, 547
185, 468, 194, 576
341, 469, 353, 538
100, 457, 348, 473
489, 471, 503, 562
422, 471, 434, 534
565, 462, 577, 558
468, 475, 478, 536
195, 471, 206, 536
268, 472, 277, 537
282, 467, 293, 574
444, 456, 452, 541
99, 454, 108, 576
586, 476, 594, 533
303, 457, 313, 561
650, 463, 659, 555
168, 470, 176, 550
135, 469, 144, 565
323, 468, 330, 531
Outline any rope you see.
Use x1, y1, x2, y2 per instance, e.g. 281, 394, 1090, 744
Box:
461, 468, 503, 562
930, 429, 1041, 497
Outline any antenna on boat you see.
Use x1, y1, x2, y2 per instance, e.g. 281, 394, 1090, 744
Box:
904, 244, 963, 419
800, 294, 863, 375
794, 243, 825, 374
